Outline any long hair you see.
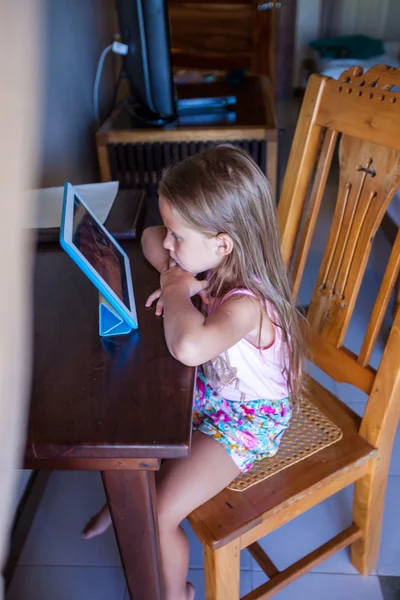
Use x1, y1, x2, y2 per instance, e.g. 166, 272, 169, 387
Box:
158, 144, 306, 404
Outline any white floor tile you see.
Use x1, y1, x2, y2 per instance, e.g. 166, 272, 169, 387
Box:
254, 486, 361, 575
184, 568, 252, 600
122, 569, 252, 599
6, 566, 126, 600
252, 572, 383, 600
378, 476, 400, 576
19, 471, 121, 567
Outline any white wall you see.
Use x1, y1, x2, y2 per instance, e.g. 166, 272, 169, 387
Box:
13, 0, 119, 520
38, 0, 118, 187
292, 0, 323, 88
328, 0, 391, 39
385, 0, 400, 40
292, 0, 400, 89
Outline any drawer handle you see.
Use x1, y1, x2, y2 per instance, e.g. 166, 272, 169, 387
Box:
257, 1, 282, 10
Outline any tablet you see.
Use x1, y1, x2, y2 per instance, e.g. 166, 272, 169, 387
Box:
60, 182, 138, 330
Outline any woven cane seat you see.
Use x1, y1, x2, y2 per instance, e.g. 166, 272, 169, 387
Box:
228, 395, 343, 492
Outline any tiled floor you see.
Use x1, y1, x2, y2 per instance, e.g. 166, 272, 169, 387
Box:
6, 101, 400, 599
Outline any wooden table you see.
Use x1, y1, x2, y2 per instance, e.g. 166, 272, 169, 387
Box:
24, 235, 196, 599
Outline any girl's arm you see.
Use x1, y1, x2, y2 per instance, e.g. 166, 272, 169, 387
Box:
161, 268, 272, 366
141, 226, 169, 273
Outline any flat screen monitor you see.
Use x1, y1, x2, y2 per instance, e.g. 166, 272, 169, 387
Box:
116, 0, 177, 124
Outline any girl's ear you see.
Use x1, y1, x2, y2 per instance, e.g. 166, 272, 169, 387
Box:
216, 233, 234, 257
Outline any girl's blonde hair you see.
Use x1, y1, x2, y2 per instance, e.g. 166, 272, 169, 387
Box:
158, 144, 306, 404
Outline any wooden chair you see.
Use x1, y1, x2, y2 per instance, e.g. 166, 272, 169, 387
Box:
188, 64, 400, 599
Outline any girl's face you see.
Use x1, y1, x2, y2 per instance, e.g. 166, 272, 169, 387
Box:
159, 195, 225, 274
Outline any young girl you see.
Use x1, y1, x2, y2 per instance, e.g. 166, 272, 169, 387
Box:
83, 145, 305, 600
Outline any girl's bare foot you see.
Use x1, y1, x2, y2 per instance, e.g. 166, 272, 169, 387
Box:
82, 504, 112, 539
187, 582, 195, 600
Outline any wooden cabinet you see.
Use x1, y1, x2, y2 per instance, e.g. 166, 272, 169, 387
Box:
168, 0, 297, 98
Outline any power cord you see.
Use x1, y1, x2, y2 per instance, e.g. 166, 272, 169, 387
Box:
94, 41, 128, 126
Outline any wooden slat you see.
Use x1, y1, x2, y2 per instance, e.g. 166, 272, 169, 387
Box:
242, 525, 361, 600
106, 144, 118, 181
24, 457, 160, 471
291, 128, 338, 300
266, 138, 278, 199
316, 78, 400, 151
162, 141, 172, 169
180, 141, 188, 161
145, 143, 157, 197
189, 141, 197, 157
127, 144, 137, 189
172, 142, 180, 165
261, 139, 267, 176
251, 139, 259, 165
116, 144, 127, 189
278, 74, 328, 269
134, 142, 146, 193
358, 228, 400, 366
153, 142, 163, 180
97, 141, 111, 182
308, 330, 375, 394
247, 542, 279, 579
103, 127, 274, 144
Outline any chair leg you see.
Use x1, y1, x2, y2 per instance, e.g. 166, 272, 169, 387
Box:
351, 453, 389, 575
204, 539, 241, 600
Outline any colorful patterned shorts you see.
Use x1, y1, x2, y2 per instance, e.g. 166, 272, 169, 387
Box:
193, 371, 292, 473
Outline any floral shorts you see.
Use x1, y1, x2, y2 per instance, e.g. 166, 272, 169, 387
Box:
193, 371, 292, 473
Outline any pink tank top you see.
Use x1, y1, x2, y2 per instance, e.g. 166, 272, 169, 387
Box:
202, 289, 290, 402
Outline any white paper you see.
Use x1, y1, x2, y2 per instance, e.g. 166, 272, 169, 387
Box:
26, 181, 120, 229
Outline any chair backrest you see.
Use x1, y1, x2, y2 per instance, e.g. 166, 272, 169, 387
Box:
277, 65, 400, 447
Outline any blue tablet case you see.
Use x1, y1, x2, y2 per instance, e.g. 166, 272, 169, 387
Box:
99, 294, 133, 337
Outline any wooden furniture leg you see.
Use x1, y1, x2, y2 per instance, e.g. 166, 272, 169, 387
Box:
204, 540, 240, 600
102, 470, 163, 600
267, 138, 278, 200
352, 429, 398, 575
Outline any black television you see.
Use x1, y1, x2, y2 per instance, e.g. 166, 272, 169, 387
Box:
116, 0, 177, 125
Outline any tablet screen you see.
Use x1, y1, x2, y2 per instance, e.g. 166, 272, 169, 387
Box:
72, 195, 130, 309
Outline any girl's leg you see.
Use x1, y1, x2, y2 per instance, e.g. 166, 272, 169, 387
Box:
83, 431, 240, 599
156, 430, 240, 600
82, 504, 112, 539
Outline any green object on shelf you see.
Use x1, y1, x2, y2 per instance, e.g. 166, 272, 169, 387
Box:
310, 34, 385, 60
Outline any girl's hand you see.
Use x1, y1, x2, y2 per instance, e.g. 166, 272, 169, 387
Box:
145, 287, 165, 316
161, 266, 208, 299
145, 259, 178, 316
145, 265, 209, 316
